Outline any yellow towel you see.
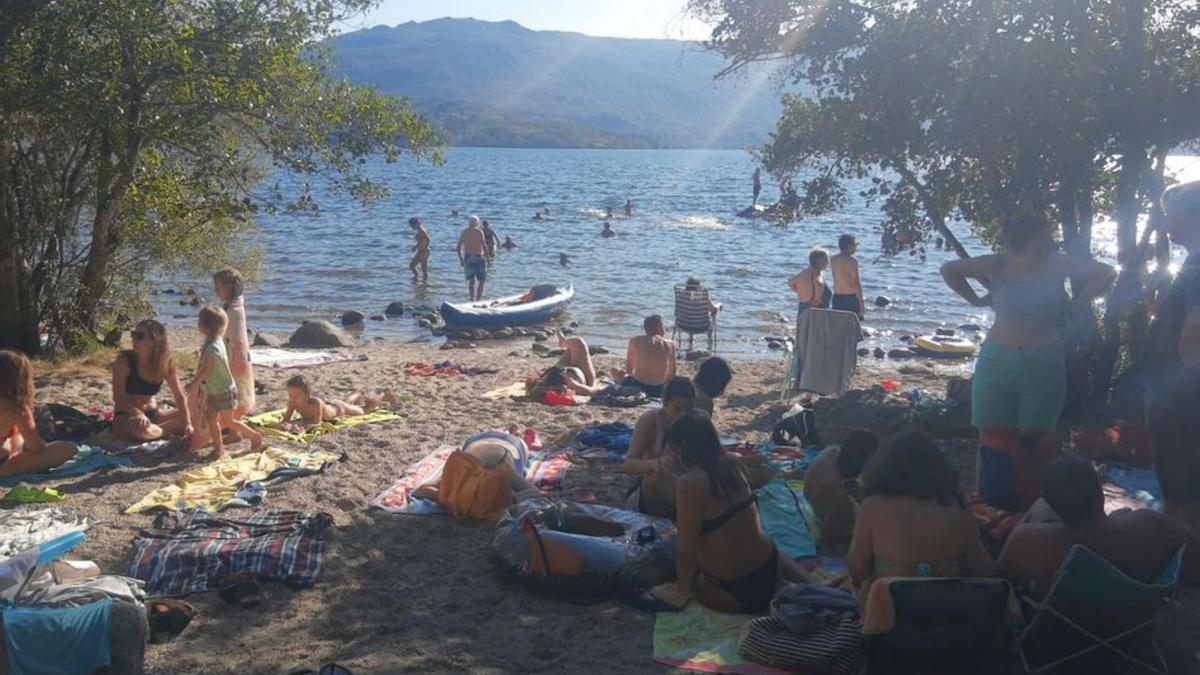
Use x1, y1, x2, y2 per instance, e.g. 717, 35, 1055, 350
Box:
126, 447, 342, 513
481, 382, 529, 401
245, 408, 403, 443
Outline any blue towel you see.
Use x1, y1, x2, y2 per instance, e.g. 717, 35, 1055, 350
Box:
0, 445, 132, 487
1101, 464, 1164, 511
576, 422, 634, 457
3, 599, 112, 675
756, 479, 817, 558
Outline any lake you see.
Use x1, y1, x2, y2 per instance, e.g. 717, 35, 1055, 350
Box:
156, 148, 1200, 357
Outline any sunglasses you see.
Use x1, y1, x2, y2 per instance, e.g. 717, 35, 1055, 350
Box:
130, 330, 147, 341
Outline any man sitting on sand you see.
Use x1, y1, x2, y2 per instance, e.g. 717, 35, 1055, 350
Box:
612, 315, 675, 398
457, 215, 488, 301
997, 456, 1200, 598
803, 430, 879, 547
557, 330, 596, 386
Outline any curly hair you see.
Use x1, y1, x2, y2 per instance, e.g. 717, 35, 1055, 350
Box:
863, 430, 963, 507
0, 350, 35, 412
212, 267, 245, 299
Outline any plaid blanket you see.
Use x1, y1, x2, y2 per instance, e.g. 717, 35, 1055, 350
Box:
128, 510, 332, 595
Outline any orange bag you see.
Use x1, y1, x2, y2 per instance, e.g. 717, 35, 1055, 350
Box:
436, 451, 513, 521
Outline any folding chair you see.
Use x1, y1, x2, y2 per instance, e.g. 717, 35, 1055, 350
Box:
1017, 544, 1184, 674
672, 285, 717, 352
865, 577, 1014, 675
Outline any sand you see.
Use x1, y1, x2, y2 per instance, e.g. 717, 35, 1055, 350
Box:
22, 331, 1200, 674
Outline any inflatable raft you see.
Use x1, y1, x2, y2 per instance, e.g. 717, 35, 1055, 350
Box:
489, 500, 676, 602
441, 284, 574, 330
910, 334, 978, 359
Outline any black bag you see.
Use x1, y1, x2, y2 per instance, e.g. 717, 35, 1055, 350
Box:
772, 406, 818, 446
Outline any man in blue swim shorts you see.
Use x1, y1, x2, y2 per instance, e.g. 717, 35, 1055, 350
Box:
457, 215, 489, 301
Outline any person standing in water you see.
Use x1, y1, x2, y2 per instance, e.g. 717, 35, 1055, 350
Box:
625, 199, 634, 217
481, 219, 501, 265
941, 214, 1115, 512
752, 168, 762, 205
831, 234, 866, 319
601, 222, 617, 238
788, 248, 832, 319
456, 215, 488, 301
409, 217, 430, 283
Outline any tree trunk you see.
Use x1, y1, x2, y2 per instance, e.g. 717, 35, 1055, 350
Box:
0, 139, 41, 355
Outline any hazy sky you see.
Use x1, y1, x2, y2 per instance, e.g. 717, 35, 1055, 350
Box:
340, 0, 713, 40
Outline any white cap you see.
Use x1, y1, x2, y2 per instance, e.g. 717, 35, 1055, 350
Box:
468, 215, 481, 227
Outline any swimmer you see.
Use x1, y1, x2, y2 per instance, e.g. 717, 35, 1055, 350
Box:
501, 235, 518, 250
559, 253, 573, 267
605, 207, 614, 220
625, 199, 634, 217
601, 222, 616, 238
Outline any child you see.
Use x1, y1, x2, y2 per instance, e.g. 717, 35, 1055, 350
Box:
195, 306, 263, 459
0, 350, 78, 477
212, 267, 255, 416
281, 375, 395, 425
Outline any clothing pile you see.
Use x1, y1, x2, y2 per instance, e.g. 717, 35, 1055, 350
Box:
738, 583, 864, 675
575, 422, 634, 459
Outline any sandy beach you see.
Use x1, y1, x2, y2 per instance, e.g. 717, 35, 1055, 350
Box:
20, 329, 1197, 674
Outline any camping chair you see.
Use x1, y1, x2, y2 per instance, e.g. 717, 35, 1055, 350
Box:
673, 285, 717, 352
864, 577, 1014, 675
1017, 544, 1184, 674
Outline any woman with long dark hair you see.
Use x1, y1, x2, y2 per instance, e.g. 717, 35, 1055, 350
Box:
111, 319, 193, 443
651, 410, 806, 613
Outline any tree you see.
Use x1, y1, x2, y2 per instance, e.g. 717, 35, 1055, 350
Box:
0, 0, 442, 355
689, 0, 1200, 414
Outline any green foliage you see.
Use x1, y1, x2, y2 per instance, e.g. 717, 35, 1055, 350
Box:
0, 0, 443, 354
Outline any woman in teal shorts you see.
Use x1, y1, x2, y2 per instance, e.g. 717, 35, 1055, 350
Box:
941, 215, 1114, 511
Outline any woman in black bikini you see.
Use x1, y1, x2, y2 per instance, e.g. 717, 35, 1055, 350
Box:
651, 410, 808, 613
111, 320, 193, 443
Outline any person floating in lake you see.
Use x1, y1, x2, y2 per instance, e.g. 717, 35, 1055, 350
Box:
281, 374, 396, 426
501, 235, 517, 251
831, 234, 866, 319
409, 217, 430, 283
650, 410, 810, 613
533, 211, 544, 221
111, 319, 193, 443
601, 222, 616, 238
788, 247, 832, 320
940, 213, 1115, 512
457, 215, 489, 301
803, 430, 879, 547
998, 456, 1200, 598
194, 305, 263, 460
625, 199, 634, 217
605, 206, 614, 220
559, 253, 572, 268
481, 218, 500, 265
752, 168, 762, 206
1144, 181, 1200, 532
451, 208, 459, 217
610, 314, 676, 398
0, 350, 79, 478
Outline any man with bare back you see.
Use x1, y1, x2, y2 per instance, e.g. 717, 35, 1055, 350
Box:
457, 215, 488, 300
556, 330, 596, 386
613, 315, 676, 398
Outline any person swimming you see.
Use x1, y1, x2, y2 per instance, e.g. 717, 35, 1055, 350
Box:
501, 235, 518, 250
559, 253, 573, 267
624, 199, 634, 217
601, 222, 616, 238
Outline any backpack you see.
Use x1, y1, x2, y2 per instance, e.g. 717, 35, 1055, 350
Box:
437, 451, 513, 521
772, 405, 818, 446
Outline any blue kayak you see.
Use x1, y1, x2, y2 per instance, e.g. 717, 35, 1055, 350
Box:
441, 284, 575, 330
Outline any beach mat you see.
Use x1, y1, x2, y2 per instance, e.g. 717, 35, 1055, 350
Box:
481, 382, 529, 401
126, 447, 342, 513
1101, 464, 1163, 512
757, 479, 817, 559
372, 445, 456, 514
526, 452, 573, 491
249, 347, 357, 369
245, 408, 402, 443
654, 603, 789, 675
0, 445, 132, 487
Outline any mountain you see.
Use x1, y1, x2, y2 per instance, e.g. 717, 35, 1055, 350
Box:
329, 18, 784, 149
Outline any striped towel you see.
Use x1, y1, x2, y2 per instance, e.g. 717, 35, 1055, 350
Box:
128, 510, 332, 595
525, 452, 572, 490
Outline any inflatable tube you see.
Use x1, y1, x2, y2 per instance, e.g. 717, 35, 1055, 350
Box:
489, 500, 676, 601
441, 284, 574, 330
911, 335, 978, 358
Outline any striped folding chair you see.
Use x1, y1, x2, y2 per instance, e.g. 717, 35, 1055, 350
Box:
673, 285, 717, 352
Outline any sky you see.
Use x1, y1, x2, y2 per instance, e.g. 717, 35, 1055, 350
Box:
339, 0, 713, 41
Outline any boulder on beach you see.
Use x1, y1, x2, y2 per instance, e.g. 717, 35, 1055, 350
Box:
491, 327, 515, 339
252, 332, 285, 348
814, 388, 916, 446
873, 347, 886, 359
341, 310, 365, 326
888, 348, 916, 359
385, 301, 405, 316
289, 320, 354, 348
531, 343, 550, 353
875, 296, 892, 308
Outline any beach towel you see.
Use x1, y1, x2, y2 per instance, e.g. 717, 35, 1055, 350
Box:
125, 447, 342, 514
791, 309, 861, 396
404, 361, 498, 377
525, 452, 573, 490
128, 510, 332, 595
481, 382, 529, 401
245, 408, 402, 443
756, 480, 816, 559
371, 446, 456, 514
0, 445, 132, 488
653, 603, 789, 675
1100, 464, 1163, 512
248, 347, 356, 369
576, 422, 634, 457
0, 508, 89, 561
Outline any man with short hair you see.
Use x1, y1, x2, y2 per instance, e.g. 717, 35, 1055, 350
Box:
456, 215, 488, 300
616, 315, 676, 398
409, 217, 430, 283
803, 430, 880, 547
997, 456, 1200, 598
831, 234, 865, 319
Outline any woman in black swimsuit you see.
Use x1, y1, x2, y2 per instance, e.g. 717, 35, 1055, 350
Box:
111, 320, 192, 443
651, 410, 807, 613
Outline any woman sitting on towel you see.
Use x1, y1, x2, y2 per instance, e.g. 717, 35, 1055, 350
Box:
651, 410, 808, 613
0, 350, 78, 477
111, 320, 193, 443
848, 430, 993, 601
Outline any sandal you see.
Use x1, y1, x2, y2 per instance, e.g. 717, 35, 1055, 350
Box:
147, 598, 197, 643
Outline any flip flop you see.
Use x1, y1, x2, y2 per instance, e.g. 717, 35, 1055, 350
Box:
148, 599, 197, 643
2, 486, 66, 503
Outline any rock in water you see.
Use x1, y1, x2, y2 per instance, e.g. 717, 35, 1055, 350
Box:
857, 347, 871, 357
491, 327, 515, 339
874, 296, 892, 308
341, 311, 365, 326
935, 328, 956, 337
685, 349, 711, 362
370, 314, 386, 322
384, 301, 405, 316
253, 332, 284, 348
417, 318, 432, 329
888, 348, 916, 360
289, 321, 354, 348
873, 347, 886, 359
